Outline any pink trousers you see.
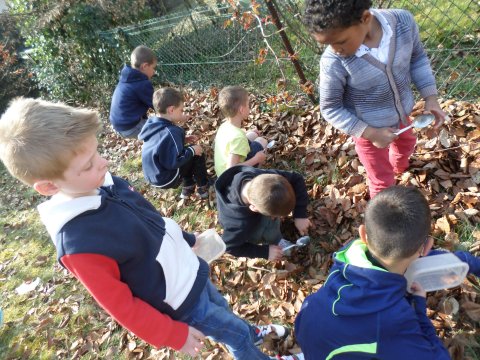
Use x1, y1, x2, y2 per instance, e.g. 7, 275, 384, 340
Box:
353, 123, 416, 198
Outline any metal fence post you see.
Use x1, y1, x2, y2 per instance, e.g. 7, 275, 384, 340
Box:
264, 0, 317, 103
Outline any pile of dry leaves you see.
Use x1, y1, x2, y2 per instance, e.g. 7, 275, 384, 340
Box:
100, 88, 479, 359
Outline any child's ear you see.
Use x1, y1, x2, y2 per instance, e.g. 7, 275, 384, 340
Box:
361, 10, 372, 23
33, 180, 60, 196
248, 204, 259, 213
421, 236, 435, 257
239, 103, 248, 116
359, 224, 368, 244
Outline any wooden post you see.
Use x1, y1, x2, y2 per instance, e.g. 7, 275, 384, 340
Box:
264, 0, 317, 103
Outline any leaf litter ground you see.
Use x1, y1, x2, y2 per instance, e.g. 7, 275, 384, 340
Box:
2, 89, 480, 359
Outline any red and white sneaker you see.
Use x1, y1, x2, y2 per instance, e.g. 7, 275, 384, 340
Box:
253, 324, 289, 345
270, 353, 305, 360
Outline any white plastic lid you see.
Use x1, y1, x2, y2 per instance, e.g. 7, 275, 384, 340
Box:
193, 229, 226, 264
404, 253, 469, 292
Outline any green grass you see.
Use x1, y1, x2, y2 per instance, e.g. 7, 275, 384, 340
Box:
455, 221, 480, 252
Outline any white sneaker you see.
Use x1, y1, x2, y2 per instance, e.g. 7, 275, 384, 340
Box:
253, 324, 289, 345
270, 354, 305, 360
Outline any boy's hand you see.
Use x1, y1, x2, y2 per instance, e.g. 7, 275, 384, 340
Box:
294, 218, 311, 235
268, 245, 283, 261
254, 151, 266, 165
191, 145, 203, 156
179, 326, 205, 356
185, 134, 199, 143
409, 282, 426, 298
424, 95, 449, 130
362, 126, 398, 148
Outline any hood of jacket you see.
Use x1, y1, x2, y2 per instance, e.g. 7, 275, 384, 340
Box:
138, 116, 172, 142
119, 64, 149, 83
322, 239, 407, 317
37, 172, 114, 240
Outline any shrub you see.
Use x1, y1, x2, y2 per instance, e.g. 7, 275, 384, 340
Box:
8, 0, 153, 111
0, 12, 37, 114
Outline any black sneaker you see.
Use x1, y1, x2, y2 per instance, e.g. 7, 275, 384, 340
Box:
180, 185, 195, 199
253, 324, 289, 346
196, 184, 210, 199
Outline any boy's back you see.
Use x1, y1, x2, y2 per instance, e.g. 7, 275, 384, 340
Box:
215, 165, 309, 259
295, 186, 454, 360
109, 64, 154, 132
109, 45, 157, 138
214, 121, 250, 175
214, 86, 267, 176
295, 239, 447, 359
139, 116, 188, 186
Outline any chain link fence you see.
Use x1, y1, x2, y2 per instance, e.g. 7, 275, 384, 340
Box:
99, 0, 479, 102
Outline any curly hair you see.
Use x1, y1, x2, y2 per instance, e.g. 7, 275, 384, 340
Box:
303, 0, 372, 32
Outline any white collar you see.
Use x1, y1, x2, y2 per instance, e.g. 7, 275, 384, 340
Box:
355, 9, 393, 58
37, 172, 113, 240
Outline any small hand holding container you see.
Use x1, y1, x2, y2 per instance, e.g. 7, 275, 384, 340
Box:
404, 253, 469, 292
193, 229, 226, 264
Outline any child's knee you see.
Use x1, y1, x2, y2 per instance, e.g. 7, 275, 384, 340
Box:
254, 137, 267, 148
246, 131, 258, 141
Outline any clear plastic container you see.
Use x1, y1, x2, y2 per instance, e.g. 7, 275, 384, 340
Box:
404, 253, 469, 292
193, 229, 226, 264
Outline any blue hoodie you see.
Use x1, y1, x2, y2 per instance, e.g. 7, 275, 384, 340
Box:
138, 117, 195, 188
109, 65, 153, 131
295, 240, 457, 360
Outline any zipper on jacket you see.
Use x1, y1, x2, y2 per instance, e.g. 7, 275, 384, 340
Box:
102, 185, 166, 233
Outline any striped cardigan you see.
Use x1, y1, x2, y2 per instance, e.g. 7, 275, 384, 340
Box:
319, 9, 438, 138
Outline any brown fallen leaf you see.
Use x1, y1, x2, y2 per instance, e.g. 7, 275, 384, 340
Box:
461, 300, 480, 322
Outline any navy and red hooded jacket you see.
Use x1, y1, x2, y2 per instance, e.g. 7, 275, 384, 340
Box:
37, 173, 209, 350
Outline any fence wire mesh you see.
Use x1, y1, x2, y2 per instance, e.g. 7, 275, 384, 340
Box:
99, 0, 479, 102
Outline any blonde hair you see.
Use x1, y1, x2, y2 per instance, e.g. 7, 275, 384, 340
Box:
247, 174, 296, 216
0, 97, 101, 185
131, 45, 157, 69
218, 86, 249, 118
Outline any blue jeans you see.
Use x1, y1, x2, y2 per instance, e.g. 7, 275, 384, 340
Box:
179, 280, 270, 360
246, 140, 265, 161
116, 117, 147, 139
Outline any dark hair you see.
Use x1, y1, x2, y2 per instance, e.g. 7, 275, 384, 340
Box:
303, 0, 372, 32
131, 45, 157, 68
247, 174, 296, 217
365, 186, 431, 260
153, 87, 184, 114
218, 86, 249, 118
